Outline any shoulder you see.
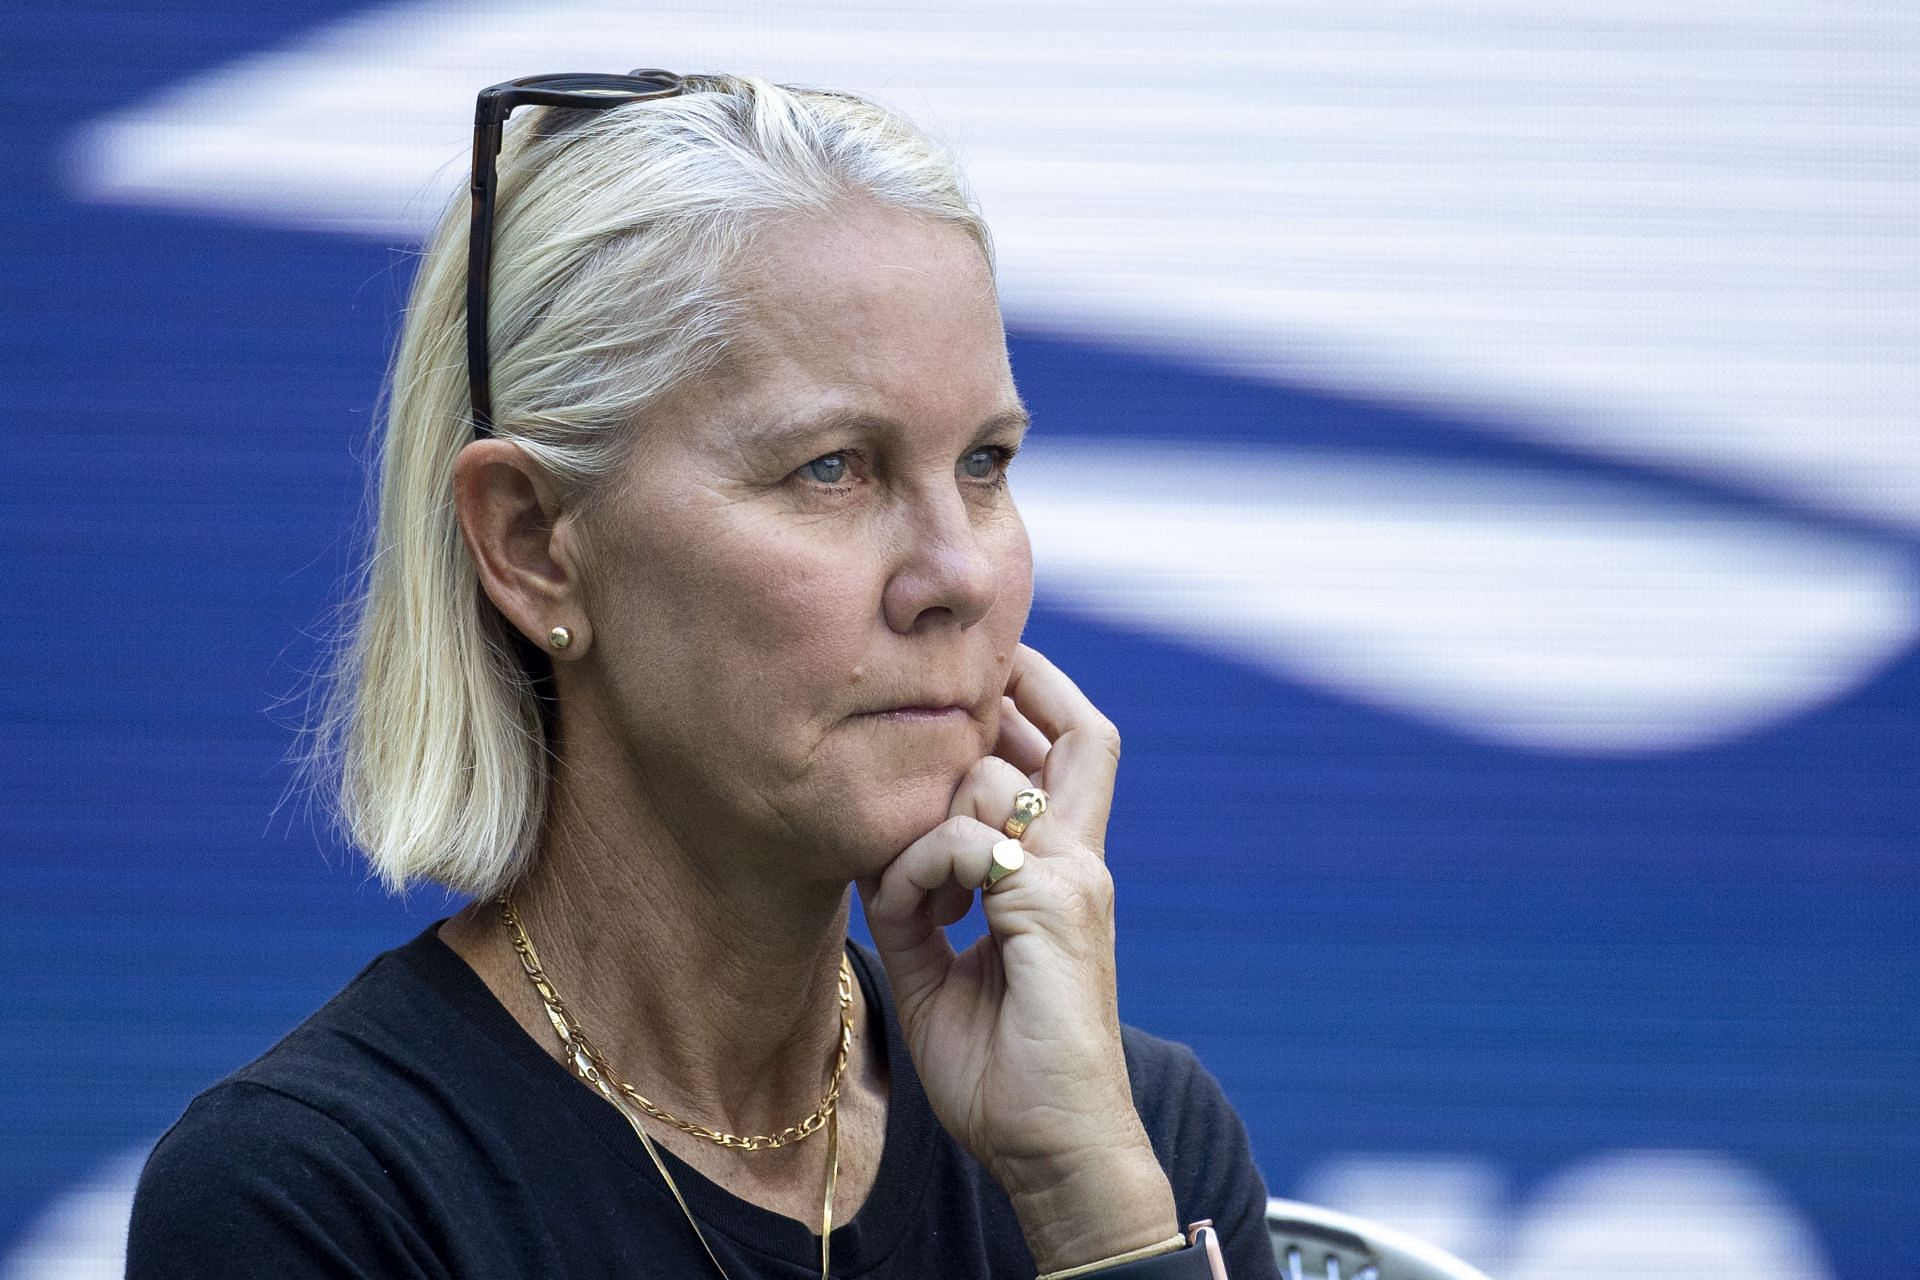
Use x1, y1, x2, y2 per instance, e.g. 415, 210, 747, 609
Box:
199, 942, 461, 1143
134, 1074, 392, 1204
126, 930, 510, 1277
139, 924, 550, 1170
128, 1076, 433, 1278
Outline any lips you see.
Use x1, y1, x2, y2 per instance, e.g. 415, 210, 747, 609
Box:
859, 702, 967, 716
853, 695, 973, 718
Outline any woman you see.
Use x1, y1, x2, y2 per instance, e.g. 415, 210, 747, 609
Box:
127, 71, 1277, 1279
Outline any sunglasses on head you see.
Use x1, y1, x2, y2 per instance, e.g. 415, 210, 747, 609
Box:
465, 70, 688, 439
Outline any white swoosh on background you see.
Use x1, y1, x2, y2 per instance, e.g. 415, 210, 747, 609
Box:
1295, 1150, 1835, 1279
65, 0, 1920, 534
0, 1150, 143, 1280
1016, 443, 1920, 753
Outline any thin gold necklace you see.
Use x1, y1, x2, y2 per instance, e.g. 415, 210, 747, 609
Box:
499, 894, 851, 1278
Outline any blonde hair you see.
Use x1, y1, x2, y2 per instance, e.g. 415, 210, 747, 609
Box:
314, 74, 992, 898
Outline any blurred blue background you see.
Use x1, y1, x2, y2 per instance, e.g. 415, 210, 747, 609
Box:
4, 3, 1915, 1277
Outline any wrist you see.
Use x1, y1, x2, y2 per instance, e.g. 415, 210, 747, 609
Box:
1002, 1146, 1179, 1275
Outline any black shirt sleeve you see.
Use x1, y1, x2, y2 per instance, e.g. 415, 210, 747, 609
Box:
126, 1081, 447, 1280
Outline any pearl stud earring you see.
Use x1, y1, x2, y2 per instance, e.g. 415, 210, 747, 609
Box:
547, 626, 573, 650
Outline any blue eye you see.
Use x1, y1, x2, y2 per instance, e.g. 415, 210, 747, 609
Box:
961, 446, 1013, 481
802, 453, 849, 484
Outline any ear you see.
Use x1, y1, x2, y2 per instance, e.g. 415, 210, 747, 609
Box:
453, 439, 591, 657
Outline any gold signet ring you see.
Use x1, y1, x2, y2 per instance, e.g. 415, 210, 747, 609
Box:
983, 838, 1026, 891
1002, 787, 1050, 840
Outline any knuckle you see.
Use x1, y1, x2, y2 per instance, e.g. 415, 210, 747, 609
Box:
964, 755, 1001, 786
969, 754, 1024, 791
938, 813, 980, 843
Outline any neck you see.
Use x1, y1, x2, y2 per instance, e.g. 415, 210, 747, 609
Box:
461, 740, 863, 1139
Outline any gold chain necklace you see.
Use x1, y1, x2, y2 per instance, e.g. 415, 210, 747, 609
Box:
499, 894, 851, 1278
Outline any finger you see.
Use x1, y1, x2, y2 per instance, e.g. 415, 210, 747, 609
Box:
868, 815, 998, 923
857, 873, 954, 1019
860, 815, 1002, 1008
1003, 645, 1121, 838
992, 695, 1051, 779
948, 753, 1036, 832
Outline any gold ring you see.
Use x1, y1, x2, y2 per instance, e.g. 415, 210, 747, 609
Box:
1002, 787, 1050, 840
982, 838, 1026, 891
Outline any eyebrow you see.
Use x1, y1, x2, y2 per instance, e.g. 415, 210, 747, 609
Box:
745, 405, 1033, 451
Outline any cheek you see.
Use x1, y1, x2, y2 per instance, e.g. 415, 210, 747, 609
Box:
990, 509, 1036, 634
750, 558, 879, 665
629, 519, 880, 675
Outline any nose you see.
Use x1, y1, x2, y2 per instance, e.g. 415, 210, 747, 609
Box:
881, 483, 1003, 635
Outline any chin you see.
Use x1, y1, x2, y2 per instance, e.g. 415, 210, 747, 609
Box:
798, 717, 991, 873
833, 770, 971, 876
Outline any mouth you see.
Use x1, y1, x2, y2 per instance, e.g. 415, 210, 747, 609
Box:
853, 702, 972, 723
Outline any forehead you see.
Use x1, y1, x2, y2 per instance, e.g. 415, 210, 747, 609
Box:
695, 204, 1016, 443
737, 201, 997, 324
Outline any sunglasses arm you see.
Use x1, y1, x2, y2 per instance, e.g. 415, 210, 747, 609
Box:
466, 97, 511, 436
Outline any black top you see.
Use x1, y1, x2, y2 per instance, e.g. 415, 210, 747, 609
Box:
127, 925, 1279, 1278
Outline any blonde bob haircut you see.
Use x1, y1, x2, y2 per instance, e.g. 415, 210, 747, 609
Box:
315, 74, 993, 899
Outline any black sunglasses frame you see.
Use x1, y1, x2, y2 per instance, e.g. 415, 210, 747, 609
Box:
466, 70, 687, 438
